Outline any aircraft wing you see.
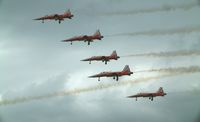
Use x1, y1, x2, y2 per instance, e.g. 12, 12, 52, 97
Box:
83, 56, 107, 61
62, 36, 86, 42
101, 56, 109, 60
102, 72, 118, 77
89, 72, 117, 78
128, 93, 155, 98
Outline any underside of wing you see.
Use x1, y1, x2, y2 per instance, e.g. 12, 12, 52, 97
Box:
105, 72, 118, 77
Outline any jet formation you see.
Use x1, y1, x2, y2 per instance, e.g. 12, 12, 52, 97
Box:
34, 8, 167, 102
34, 9, 74, 24
81, 50, 120, 64
127, 87, 167, 101
61, 30, 104, 45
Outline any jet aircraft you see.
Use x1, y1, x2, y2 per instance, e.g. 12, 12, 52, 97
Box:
127, 87, 167, 101
34, 9, 74, 24
89, 65, 133, 81
81, 50, 120, 64
61, 30, 104, 45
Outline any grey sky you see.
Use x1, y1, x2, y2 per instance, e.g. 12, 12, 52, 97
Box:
0, 0, 200, 122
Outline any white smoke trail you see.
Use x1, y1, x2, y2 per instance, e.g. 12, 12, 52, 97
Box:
122, 50, 200, 58
0, 66, 200, 106
102, 3, 199, 16
135, 66, 200, 74
109, 26, 200, 37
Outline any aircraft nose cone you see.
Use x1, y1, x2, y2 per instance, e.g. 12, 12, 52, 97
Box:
81, 59, 87, 61
89, 75, 95, 78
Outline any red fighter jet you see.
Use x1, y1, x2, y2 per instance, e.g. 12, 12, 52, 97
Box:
81, 50, 120, 64
89, 65, 133, 81
34, 9, 74, 24
61, 30, 104, 45
127, 87, 167, 101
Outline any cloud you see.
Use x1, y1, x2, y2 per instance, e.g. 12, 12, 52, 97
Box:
0, 115, 2, 122
0, 0, 200, 122
1, 65, 200, 106
195, 111, 200, 122
3, 73, 69, 98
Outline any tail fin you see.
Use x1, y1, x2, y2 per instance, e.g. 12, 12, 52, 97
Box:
123, 65, 130, 72
157, 87, 164, 93
64, 9, 71, 14
110, 50, 117, 57
94, 30, 101, 36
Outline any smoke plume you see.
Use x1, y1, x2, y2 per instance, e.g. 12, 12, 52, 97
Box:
122, 50, 200, 58
135, 66, 200, 74
108, 26, 200, 37
102, 3, 199, 16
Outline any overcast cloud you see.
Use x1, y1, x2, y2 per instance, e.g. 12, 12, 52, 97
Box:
0, 0, 200, 122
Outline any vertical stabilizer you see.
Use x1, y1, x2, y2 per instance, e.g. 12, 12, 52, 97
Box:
123, 65, 130, 72
94, 30, 101, 36
111, 50, 117, 57
157, 87, 164, 93
64, 9, 71, 14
